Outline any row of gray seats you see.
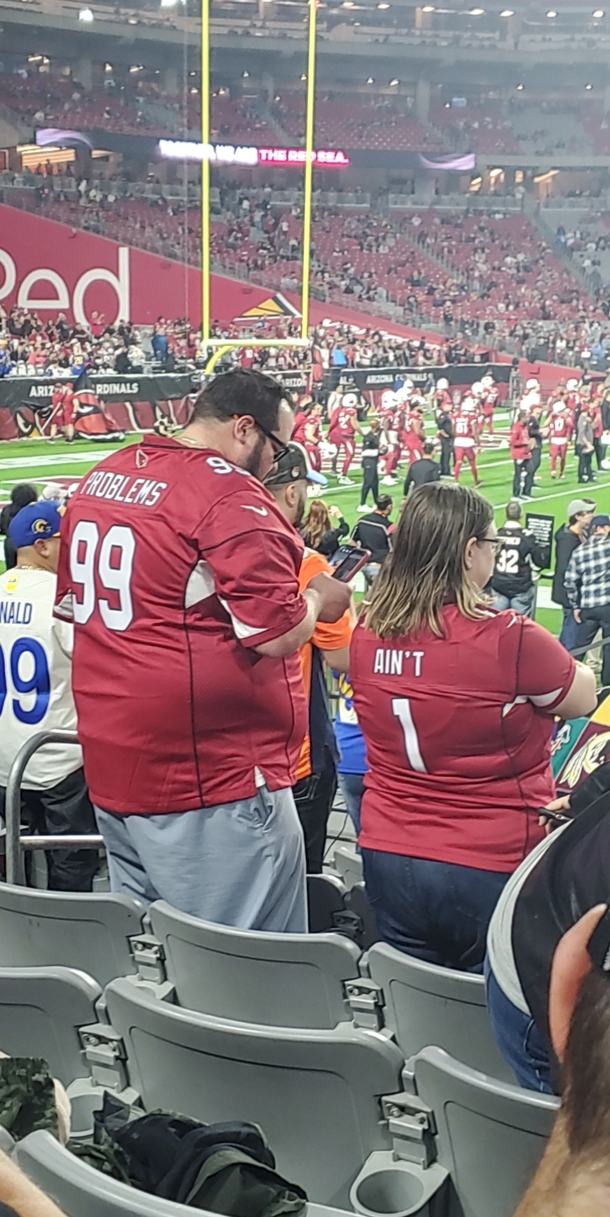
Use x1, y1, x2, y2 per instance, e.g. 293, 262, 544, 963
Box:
0, 881, 510, 1080
4, 966, 557, 1217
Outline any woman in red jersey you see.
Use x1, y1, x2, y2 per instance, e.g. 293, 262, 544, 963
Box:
350, 483, 596, 972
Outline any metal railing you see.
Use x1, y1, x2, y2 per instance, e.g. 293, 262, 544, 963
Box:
5, 732, 103, 886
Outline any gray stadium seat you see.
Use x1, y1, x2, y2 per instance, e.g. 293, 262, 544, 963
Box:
365, 943, 515, 1082
0, 967, 100, 1086
307, 872, 348, 933
104, 976, 447, 1211
0, 885, 145, 987
148, 900, 362, 1029
333, 844, 364, 890
413, 1046, 559, 1217
16, 1132, 353, 1217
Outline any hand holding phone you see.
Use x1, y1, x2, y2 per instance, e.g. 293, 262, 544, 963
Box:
331, 546, 371, 583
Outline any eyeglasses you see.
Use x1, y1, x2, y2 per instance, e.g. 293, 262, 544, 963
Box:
479, 537, 505, 557
232, 414, 290, 463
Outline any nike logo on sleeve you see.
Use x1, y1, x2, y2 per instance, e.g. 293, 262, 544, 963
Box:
242, 505, 269, 516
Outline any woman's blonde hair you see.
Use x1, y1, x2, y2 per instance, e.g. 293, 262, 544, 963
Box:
302, 499, 332, 549
364, 482, 494, 640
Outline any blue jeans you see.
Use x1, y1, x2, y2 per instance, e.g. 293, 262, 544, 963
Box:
492, 587, 536, 618
95, 784, 307, 933
559, 607, 578, 652
485, 960, 553, 1093
361, 850, 509, 973
337, 772, 365, 836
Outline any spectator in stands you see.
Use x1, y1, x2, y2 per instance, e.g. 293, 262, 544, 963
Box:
350, 483, 596, 971
0, 484, 38, 571
552, 499, 596, 652
403, 440, 441, 495
301, 500, 349, 558
350, 494, 394, 589
490, 501, 546, 618
334, 673, 367, 836
0, 502, 98, 890
487, 762, 610, 1095
565, 514, 610, 685
265, 445, 352, 872
512, 902, 610, 1216
55, 369, 351, 931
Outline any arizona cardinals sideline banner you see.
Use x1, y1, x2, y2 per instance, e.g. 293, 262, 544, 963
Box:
0, 372, 198, 441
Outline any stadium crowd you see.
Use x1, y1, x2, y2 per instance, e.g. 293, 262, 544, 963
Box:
17, 183, 610, 356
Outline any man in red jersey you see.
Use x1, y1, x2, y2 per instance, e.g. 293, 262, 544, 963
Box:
49, 383, 75, 444
479, 375, 498, 437
329, 391, 362, 484
453, 398, 481, 486
54, 369, 351, 931
548, 400, 572, 479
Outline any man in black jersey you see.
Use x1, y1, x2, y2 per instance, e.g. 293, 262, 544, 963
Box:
490, 500, 546, 618
357, 418, 382, 512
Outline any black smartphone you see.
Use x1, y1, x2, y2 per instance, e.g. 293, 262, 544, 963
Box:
331, 546, 371, 583
537, 808, 573, 826
588, 906, 610, 974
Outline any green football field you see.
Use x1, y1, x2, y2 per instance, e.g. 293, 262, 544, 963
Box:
2, 425, 609, 637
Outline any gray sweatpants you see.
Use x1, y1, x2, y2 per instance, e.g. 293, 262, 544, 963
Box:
94, 784, 307, 933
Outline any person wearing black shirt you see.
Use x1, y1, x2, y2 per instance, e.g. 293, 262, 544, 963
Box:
551, 498, 596, 650
357, 418, 382, 512
436, 406, 454, 477
522, 413, 543, 498
486, 758, 610, 1095
403, 441, 441, 496
490, 500, 546, 618
351, 495, 393, 588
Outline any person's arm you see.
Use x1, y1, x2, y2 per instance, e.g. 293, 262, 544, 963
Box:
553, 662, 597, 720
512, 616, 596, 722
321, 645, 350, 674
0, 1149, 66, 1217
563, 553, 581, 613
198, 490, 352, 661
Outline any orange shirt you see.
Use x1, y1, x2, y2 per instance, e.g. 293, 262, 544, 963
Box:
296, 549, 353, 781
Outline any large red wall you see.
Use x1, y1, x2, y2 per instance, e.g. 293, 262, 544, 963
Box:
0, 206, 580, 392
0, 205, 293, 328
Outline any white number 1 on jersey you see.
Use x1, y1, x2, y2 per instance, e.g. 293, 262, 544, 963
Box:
392, 698, 427, 772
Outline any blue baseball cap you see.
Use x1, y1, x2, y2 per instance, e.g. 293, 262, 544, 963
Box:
9, 501, 63, 550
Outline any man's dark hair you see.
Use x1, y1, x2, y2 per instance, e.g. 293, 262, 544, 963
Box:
191, 369, 293, 431
563, 970, 610, 1155
423, 440, 436, 457
506, 500, 522, 522
376, 495, 393, 512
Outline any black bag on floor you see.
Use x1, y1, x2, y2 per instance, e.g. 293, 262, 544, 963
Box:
71, 1093, 307, 1217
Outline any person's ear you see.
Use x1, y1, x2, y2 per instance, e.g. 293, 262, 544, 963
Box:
232, 415, 255, 446
463, 537, 478, 570
549, 904, 607, 1064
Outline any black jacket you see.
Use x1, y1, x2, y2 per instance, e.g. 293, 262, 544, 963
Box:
551, 525, 582, 608
403, 458, 441, 495
301, 518, 348, 558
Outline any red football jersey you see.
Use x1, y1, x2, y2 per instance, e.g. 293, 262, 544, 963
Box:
54, 436, 308, 814
453, 413, 476, 441
549, 414, 570, 442
291, 410, 308, 444
350, 607, 576, 872
331, 406, 357, 437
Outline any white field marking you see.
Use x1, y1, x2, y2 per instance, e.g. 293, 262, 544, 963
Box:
496, 478, 610, 511
0, 450, 119, 471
